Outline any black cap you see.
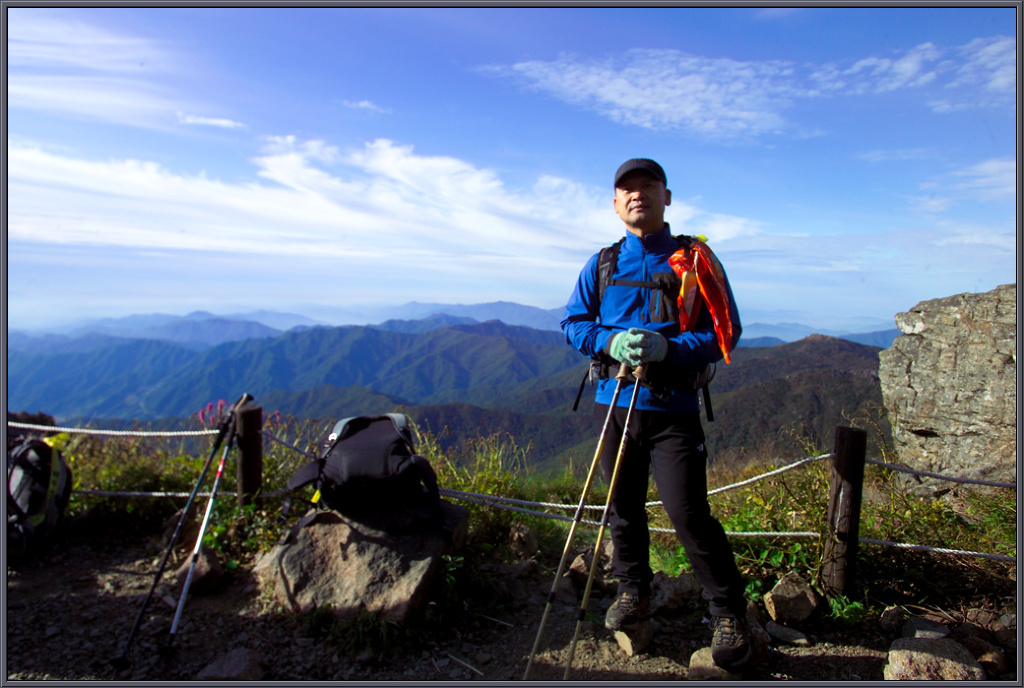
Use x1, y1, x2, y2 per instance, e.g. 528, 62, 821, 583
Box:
614, 158, 666, 187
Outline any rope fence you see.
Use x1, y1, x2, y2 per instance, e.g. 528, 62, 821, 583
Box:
8, 418, 1016, 571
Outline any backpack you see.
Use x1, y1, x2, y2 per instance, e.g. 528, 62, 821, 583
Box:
284, 414, 442, 531
7, 437, 73, 556
573, 234, 718, 419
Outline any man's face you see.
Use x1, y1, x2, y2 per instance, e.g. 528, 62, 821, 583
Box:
613, 171, 671, 235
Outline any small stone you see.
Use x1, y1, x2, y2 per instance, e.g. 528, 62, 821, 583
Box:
613, 620, 655, 657
959, 635, 1008, 675
766, 620, 811, 647
880, 605, 906, 633
44, 625, 60, 638
903, 616, 949, 640
687, 646, 742, 681
196, 648, 264, 681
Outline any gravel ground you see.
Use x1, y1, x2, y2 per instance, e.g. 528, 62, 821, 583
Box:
4, 519, 1007, 683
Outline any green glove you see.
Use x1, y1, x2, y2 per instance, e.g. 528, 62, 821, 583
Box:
628, 327, 669, 363
607, 331, 645, 367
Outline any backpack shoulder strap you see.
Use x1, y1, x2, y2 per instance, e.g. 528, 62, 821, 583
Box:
383, 413, 415, 452
329, 416, 357, 443
596, 238, 625, 305
285, 459, 323, 492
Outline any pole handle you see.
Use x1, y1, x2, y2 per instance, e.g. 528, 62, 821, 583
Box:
614, 362, 647, 382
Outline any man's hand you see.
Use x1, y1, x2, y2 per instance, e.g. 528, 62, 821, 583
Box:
628, 327, 668, 363
607, 328, 668, 367
607, 331, 643, 367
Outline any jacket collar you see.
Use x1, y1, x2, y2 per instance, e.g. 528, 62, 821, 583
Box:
623, 223, 675, 252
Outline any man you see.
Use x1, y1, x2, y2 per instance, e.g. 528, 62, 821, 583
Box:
560, 158, 751, 672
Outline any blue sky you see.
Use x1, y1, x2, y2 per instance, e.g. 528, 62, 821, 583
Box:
6, 6, 1018, 333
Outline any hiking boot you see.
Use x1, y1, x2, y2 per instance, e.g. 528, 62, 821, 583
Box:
710, 615, 752, 671
604, 592, 651, 631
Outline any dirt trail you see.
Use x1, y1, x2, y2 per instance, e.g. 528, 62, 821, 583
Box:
5, 523, 904, 682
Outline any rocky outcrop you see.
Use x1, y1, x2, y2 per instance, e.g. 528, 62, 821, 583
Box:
878, 284, 1017, 490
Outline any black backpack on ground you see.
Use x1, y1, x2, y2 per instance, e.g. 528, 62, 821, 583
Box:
284, 414, 442, 531
7, 437, 73, 556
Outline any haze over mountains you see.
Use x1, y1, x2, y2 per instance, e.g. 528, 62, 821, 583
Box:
8, 303, 895, 470
10, 301, 899, 349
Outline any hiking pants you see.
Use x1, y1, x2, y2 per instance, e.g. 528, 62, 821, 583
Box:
594, 404, 747, 619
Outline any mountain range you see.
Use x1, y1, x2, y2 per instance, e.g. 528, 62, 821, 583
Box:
8, 308, 893, 471
10, 303, 900, 350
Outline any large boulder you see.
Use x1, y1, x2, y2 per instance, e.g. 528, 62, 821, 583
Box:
883, 637, 986, 680
255, 501, 469, 625
878, 284, 1016, 490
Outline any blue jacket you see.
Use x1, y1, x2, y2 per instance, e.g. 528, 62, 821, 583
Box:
561, 226, 742, 413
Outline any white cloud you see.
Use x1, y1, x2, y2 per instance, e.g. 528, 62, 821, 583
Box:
6, 11, 228, 132
485, 49, 797, 139
6, 138, 623, 294
856, 148, 935, 163
949, 36, 1016, 93
8, 74, 182, 128
488, 37, 1012, 139
342, 99, 391, 114
177, 112, 246, 129
908, 194, 953, 214
952, 158, 1016, 201
7, 10, 172, 73
811, 42, 944, 95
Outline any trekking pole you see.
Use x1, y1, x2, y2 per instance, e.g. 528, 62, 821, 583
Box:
563, 364, 645, 680
162, 393, 253, 657
110, 392, 251, 670
522, 362, 629, 680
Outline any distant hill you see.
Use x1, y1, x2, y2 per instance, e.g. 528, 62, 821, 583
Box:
8, 320, 584, 421
10, 314, 890, 471
384, 301, 563, 331
369, 313, 479, 334
840, 329, 900, 348
737, 336, 786, 348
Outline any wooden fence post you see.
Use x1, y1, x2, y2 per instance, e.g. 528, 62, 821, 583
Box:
820, 426, 867, 598
235, 404, 263, 507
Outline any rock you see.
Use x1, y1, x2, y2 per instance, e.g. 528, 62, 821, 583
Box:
554, 575, 578, 605
650, 570, 699, 616
879, 605, 906, 633
613, 620, 654, 657
507, 559, 539, 579
173, 545, 225, 595
958, 635, 1008, 675
879, 284, 1017, 493
196, 648, 264, 681
255, 503, 469, 625
993, 626, 1017, 653
566, 550, 616, 595
161, 506, 200, 552
508, 524, 538, 559
883, 637, 986, 680
687, 647, 743, 681
902, 616, 950, 640
744, 600, 772, 664
766, 620, 811, 647
763, 572, 819, 625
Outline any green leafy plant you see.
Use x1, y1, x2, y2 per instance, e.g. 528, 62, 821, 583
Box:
828, 594, 868, 622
